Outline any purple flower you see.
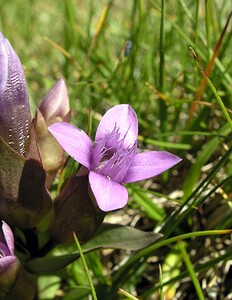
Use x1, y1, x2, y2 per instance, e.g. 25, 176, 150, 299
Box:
48, 104, 181, 211
0, 221, 20, 289
0, 32, 31, 156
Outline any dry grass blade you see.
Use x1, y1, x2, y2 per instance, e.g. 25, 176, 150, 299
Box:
188, 10, 232, 120
87, 3, 111, 59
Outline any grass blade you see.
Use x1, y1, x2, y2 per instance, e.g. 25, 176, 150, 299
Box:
73, 233, 98, 300
178, 241, 205, 300
189, 10, 232, 119
189, 47, 232, 130
112, 229, 231, 287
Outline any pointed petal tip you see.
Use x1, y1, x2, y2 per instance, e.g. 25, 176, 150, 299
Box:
0, 33, 28, 98
1, 221, 15, 255
39, 78, 70, 122
124, 151, 182, 183
48, 122, 92, 169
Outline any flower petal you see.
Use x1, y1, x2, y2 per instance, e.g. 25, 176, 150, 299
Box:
1, 221, 14, 255
0, 256, 16, 273
123, 151, 182, 183
95, 104, 138, 147
48, 122, 92, 169
89, 171, 128, 211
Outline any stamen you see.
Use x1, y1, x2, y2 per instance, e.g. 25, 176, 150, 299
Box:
92, 125, 137, 183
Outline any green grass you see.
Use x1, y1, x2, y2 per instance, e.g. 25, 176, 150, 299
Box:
1, 0, 232, 299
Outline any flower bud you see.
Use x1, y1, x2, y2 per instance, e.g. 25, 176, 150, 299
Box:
0, 33, 52, 228
39, 78, 70, 123
36, 79, 71, 187
0, 221, 20, 290
0, 32, 31, 156
50, 175, 105, 244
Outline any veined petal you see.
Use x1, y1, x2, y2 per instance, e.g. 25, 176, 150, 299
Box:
95, 104, 138, 147
123, 151, 182, 183
89, 171, 128, 211
48, 122, 92, 169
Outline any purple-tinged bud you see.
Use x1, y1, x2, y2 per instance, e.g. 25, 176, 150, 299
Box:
39, 78, 70, 123
0, 33, 31, 156
0, 34, 52, 228
0, 221, 36, 299
0, 221, 20, 290
50, 175, 105, 244
36, 79, 71, 187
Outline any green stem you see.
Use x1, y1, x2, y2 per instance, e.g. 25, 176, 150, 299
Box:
145, 229, 231, 254
194, 0, 200, 48
118, 288, 139, 300
204, 75, 232, 130
73, 233, 98, 300
205, 0, 210, 59
159, 265, 164, 300
159, 0, 167, 136
87, 107, 93, 137
178, 241, 205, 300
159, 0, 165, 92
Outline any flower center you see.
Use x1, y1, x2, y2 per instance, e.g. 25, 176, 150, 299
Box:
91, 126, 137, 183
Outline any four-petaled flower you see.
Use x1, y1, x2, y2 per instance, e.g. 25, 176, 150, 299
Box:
48, 104, 181, 211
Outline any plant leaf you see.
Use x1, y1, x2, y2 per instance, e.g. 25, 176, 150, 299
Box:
83, 223, 162, 252
27, 223, 162, 274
